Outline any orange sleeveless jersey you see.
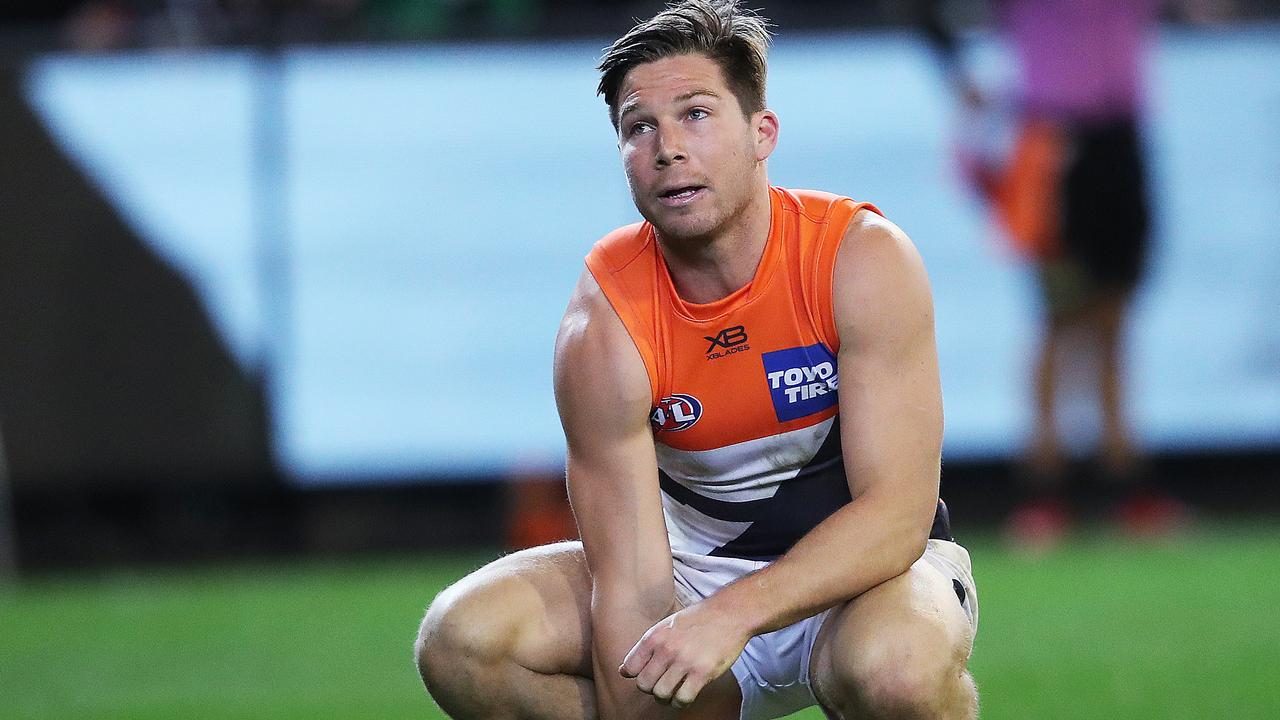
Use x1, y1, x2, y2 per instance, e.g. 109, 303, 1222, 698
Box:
585, 187, 879, 561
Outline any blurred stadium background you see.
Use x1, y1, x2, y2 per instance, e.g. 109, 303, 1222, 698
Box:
0, 1, 1277, 718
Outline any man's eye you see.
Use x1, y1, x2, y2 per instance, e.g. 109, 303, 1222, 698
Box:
688, 108, 709, 120
629, 122, 653, 136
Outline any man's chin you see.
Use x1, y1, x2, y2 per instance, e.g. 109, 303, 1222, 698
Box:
642, 206, 716, 242
650, 216, 717, 245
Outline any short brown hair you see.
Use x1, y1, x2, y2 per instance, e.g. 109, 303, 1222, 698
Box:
597, 0, 773, 130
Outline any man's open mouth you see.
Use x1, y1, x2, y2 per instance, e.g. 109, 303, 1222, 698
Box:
658, 185, 707, 205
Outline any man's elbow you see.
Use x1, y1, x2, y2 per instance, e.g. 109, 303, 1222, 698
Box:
899, 526, 932, 572
887, 501, 937, 575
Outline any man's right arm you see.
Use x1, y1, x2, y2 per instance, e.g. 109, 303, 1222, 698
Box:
554, 269, 677, 720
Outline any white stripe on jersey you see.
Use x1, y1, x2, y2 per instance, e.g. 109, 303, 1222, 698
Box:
655, 418, 836, 503
662, 502, 754, 557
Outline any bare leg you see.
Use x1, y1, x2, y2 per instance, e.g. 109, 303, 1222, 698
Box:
415, 542, 740, 720
1084, 289, 1191, 534
1028, 314, 1067, 481
416, 542, 598, 720
808, 545, 977, 720
1092, 289, 1138, 478
1009, 299, 1091, 549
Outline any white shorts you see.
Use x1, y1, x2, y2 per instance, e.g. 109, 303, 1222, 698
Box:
672, 539, 979, 720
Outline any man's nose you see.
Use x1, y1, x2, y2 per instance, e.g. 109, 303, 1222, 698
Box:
655, 125, 687, 166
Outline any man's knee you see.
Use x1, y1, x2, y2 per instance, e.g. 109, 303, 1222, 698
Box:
414, 543, 592, 717
819, 615, 974, 720
845, 654, 972, 720
415, 576, 520, 699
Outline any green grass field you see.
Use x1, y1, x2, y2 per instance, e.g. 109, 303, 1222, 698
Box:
2, 523, 1278, 719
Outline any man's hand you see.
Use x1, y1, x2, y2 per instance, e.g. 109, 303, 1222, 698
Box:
619, 600, 751, 709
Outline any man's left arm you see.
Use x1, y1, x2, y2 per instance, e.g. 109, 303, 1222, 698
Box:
620, 210, 942, 707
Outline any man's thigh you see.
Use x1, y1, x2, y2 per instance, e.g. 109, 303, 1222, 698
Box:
807, 541, 977, 714
423, 541, 742, 719
426, 540, 594, 677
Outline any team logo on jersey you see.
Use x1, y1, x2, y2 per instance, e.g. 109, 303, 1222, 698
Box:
650, 394, 703, 432
761, 344, 839, 422
704, 325, 750, 361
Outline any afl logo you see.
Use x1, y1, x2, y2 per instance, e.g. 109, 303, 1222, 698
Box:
650, 394, 703, 432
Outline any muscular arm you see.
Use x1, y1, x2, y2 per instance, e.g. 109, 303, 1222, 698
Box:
720, 211, 943, 628
554, 269, 678, 720
621, 211, 943, 707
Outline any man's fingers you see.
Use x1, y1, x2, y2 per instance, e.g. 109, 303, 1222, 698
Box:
650, 665, 687, 704
619, 636, 653, 678
618, 608, 734, 707
671, 669, 708, 708
633, 648, 670, 694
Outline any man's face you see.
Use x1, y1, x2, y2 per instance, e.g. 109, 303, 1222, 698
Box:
615, 53, 776, 243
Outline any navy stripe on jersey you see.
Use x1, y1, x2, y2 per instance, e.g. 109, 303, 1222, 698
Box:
659, 418, 849, 561
658, 417, 955, 560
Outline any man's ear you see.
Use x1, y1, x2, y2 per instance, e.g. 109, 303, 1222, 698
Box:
754, 109, 779, 162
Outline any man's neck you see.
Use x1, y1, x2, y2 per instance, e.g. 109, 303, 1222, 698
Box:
657, 183, 773, 305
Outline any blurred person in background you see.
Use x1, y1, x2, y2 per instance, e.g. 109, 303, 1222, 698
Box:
920, 0, 1210, 549
415, 2, 979, 719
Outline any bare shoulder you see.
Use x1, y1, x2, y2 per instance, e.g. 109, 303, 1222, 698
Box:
553, 269, 651, 434
836, 209, 929, 286
833, 209, 935, 344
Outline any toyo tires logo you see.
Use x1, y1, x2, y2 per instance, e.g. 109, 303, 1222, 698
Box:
761, 343, 839, 422
650, 394, 703, 432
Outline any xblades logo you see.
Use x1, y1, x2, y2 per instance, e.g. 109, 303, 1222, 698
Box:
704, 325, 749, 360
705, 325, 747, 352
